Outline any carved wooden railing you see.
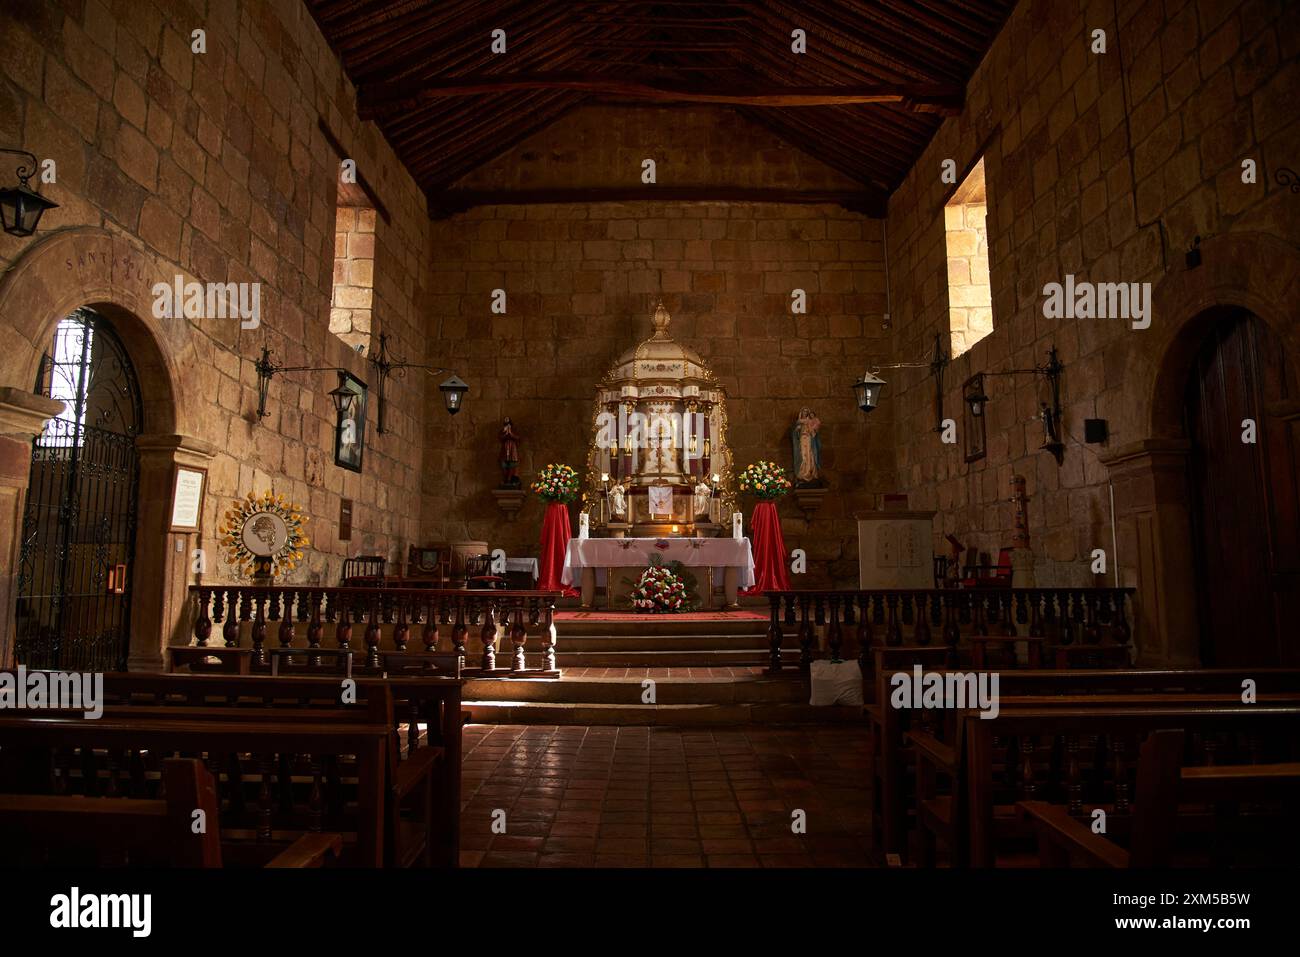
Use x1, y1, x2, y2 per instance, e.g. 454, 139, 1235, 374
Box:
185, 585, 562, 674
763, 588, 1136, 674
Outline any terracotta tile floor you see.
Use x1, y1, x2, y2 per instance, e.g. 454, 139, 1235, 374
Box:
459, 724, 875, 867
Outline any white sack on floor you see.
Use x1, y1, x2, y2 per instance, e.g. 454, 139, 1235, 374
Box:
809, 659, 864, 707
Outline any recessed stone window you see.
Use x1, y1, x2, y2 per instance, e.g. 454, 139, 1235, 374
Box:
944, 158, 992, 357
330, 192, 375, 353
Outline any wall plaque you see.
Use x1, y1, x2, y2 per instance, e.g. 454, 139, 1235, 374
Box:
170, 466, 207, 532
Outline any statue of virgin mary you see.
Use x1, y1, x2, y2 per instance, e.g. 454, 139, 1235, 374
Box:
791, 407, 822, 486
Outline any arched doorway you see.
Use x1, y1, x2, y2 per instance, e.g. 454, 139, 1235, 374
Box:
15, 307, 143, 670
1184, 309, 1299, 666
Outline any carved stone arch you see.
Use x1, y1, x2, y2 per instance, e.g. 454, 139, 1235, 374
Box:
0, 227, 216, 669
1102, 232, 1300, 666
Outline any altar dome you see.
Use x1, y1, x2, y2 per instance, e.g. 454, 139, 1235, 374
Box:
606, 301, 714, 383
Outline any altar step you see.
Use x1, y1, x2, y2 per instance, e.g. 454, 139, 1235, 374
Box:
461, 674, 864, 726
553, 620, 792, 668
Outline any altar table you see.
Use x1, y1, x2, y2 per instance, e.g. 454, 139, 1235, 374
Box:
563, 537, 755, 609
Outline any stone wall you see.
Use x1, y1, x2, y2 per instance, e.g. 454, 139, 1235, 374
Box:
882, 0, 1297, 652
421, 106, 891, 587
0, 0, 432, 590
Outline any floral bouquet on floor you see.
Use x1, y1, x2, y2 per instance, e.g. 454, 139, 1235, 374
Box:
624, 555, 699, 613
531, 463, 580, 503
738, 460, 793, 500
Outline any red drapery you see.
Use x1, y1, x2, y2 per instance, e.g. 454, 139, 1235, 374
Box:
741, 499, 789, 594
538, 501, 579, 596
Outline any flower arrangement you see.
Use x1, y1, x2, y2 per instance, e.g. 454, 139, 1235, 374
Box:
738, 460, 792, 500
531, 463, 580, 503
217, 489, 310, 578
626, 555, 698, 613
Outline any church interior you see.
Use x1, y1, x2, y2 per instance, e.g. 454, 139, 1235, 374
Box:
0, 0, 1298, 900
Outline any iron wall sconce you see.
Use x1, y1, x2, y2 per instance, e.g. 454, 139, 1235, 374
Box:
254, 334, 469, 431
0, 148, 58, 237
854, 333, 949, 431
980, 345, 1066, 464
367, 333, 468, 431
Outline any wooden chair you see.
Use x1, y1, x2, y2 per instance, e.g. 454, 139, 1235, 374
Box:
0, 758, 342, 867
960, 548, 1013, 587
464, 554, 506, 590
342, 554, 387, 584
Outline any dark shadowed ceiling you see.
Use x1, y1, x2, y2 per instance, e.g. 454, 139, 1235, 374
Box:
305, 0, 1017, 211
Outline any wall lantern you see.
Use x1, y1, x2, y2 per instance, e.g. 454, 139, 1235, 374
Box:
964, 377, 989, 418
853, 371, 887, 413
855, 333, 949, 429
254, 334, 469, 431
0, 148, 58, 237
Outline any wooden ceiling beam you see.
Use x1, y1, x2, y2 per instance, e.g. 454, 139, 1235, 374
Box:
359, 75, 962, 118
428, 186, 887, 219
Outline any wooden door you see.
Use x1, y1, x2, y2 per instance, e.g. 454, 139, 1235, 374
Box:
1185, 310, 1299, 666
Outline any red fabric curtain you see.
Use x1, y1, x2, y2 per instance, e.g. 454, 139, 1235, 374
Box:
538, 501, 579, 596
742, 499, 790, 594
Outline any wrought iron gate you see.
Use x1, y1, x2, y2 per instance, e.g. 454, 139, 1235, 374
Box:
14, 307, 142, 671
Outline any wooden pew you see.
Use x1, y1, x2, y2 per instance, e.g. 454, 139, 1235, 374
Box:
916, 702, 1300, 867
1019, 730, 1300, 866
870, 666, 1300, 863
0, 705, 390, 866
90, 671, 462, 867
0, 758, 342, 867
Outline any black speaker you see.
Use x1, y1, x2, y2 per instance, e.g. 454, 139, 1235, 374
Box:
1084, 418, 1108, 443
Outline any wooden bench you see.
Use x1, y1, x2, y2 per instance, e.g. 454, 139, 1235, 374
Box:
870, 667, 1300, 862
0, 757, 342, 867
0, 705, 391, 866
90, 671, 462, 867
1019, 729, 1300, 866
914, 701, 1300, 867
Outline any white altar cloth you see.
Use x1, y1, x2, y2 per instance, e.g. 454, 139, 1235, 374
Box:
563, 537, 755, 590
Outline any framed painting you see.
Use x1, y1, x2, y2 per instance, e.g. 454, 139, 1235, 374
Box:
334, 371, 367, 473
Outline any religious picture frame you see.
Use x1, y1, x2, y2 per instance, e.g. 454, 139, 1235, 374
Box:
169, 464, 207, 532
334, 371, 367, 473
963, 373, 987, 464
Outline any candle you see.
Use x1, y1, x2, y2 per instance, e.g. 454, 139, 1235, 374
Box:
671, 524, 679, 534
601, 472, 609, 483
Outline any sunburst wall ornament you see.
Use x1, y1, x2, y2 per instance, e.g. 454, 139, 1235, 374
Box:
218, 490, 310, 581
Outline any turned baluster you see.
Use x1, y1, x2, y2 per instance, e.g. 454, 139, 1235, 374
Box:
1082, 593, 1100, 644
942, 592, 961, 647
798, 596, 815, 670
224, 587, 241, 647
1113, 591, 1132, 646
1018, 737, 1036, 800
308, 755, 324, 832
422, 598, 439, 652
1055, 592, 1074, 645
1028, 590, 1044, 637
541, 599, 557, 672
827, 596, 843, 660
1065, 734, 1082, 814
393, 599, 410, 653
278, 590, 295, 648
1000, 592, 1016, 637
336, 595, 353, 650
365, 597, 382, 669
194, 587, 213, 646
784, 594, 797, 627
251, 592, 269, 666
855, 595, 872, 672
914, 594, 931, 645
307, 594, 324, 665
885, 593, 902, 646
479, 600, 498, 671
511, 603, 528, 671
1113, 737, 1130, 813
256, 754, 274, 842
972, 593, 988, 636
767, 594, 784, 673
452, 600, 469, 659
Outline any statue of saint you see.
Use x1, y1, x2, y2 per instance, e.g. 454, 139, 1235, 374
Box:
609, 480, 628, 520
791, 407, 823, 485
498, 418, 521, 487
692, 479, 712, 519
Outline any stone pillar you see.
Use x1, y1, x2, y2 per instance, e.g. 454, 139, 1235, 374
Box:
0, 388, 65, 668
129, 433, 217, 672
1100, 439, 1200, 667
